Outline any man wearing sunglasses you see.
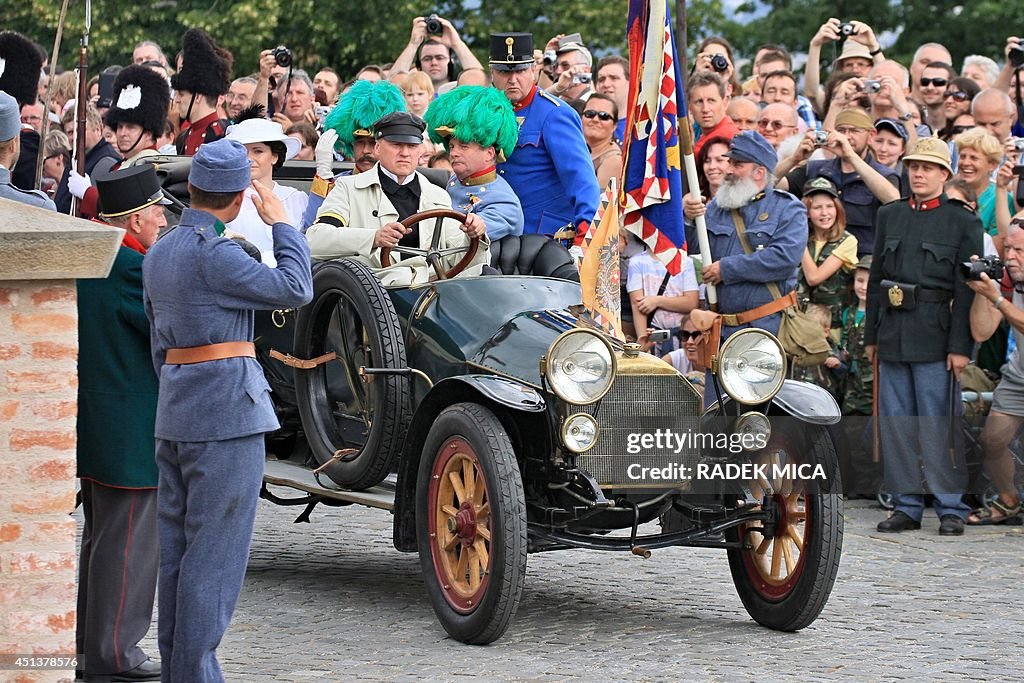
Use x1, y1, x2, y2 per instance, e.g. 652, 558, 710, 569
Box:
918, 62, 956, 131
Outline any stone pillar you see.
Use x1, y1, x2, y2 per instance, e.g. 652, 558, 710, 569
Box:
0, 198, 123, 683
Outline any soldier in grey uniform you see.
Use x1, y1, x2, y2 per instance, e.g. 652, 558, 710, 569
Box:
142, 139, 312, 681
700, 130, 807, 340
0, 90, 55, 210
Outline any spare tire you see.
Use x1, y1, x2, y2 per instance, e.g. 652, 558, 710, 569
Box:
293, 259, 410, 490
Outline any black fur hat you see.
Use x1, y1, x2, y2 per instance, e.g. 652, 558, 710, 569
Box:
170, 28, 232, 97
105, 66, 170, 140
0, 31, 44, 106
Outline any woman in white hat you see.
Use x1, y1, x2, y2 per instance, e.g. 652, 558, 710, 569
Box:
224, 110, 308, 265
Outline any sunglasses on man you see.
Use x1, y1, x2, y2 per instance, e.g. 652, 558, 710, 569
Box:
919, 77, 948, 88
582, 110, 615, 122
943, 90, 970, 102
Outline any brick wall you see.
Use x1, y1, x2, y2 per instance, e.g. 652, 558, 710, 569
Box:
0, 280, 79, 683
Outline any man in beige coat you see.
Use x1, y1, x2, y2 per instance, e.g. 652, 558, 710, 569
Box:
307, 112, 489, 286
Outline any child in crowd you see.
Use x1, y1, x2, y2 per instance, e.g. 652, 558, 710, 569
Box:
837, 255, 881, 498
622, 229, 699, 355
797, 177, 858, 340
789, 303, 847, 401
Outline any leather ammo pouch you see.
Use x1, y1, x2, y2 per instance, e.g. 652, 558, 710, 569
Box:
879, 279, 952, 311
731, 210, 832, 367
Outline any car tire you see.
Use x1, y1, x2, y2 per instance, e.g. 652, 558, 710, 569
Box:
416, 402, 527, 644
726, 424, 844, 631
294, 259, 410, 490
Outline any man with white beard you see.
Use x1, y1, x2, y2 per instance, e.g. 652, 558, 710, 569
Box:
697, 131, 807, 340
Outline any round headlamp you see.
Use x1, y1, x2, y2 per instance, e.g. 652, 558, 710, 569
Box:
561, 413, 599, 453
544, 329, 616, 405
717, 328, 785, 404
734, 411, 772, 451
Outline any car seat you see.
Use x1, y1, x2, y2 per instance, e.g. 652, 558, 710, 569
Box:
487, 234, 579, 282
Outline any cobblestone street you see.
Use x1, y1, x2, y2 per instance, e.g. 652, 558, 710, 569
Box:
107, 497, 1024, 681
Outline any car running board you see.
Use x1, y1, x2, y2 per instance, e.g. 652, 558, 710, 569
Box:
263, 457, 397, 512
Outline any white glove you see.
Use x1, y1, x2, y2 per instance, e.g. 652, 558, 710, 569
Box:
315, 129, 338, 179
68, 170, 91, 199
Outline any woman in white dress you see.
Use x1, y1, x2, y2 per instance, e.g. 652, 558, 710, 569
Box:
224, 111, 308, 266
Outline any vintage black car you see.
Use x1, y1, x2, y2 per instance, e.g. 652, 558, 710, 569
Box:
150, 157, 844, 645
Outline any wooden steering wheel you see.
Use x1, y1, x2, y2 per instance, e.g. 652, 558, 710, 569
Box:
378, 208, 481, 280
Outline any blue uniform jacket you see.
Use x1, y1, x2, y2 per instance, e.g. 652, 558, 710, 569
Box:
143, 208, 312, 442
497, 87, 599, 235
447, 171, 524, 241
0, 166, 55, 210
705, 189, 807, 337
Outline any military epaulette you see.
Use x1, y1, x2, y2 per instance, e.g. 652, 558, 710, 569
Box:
537, 89, 562, 106
771, 188, 798, 201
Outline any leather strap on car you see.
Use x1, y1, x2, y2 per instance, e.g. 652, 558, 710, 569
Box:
165, 341, 256, 365
268, 349, 337, 369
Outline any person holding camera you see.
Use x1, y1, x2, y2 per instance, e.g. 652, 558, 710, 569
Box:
866, 137, 982, 536
390, 15, 484, 91
803, 19, 886, 113
776, 108, 901, 257
543, 34, 594, 103
966, 207, 1024, 525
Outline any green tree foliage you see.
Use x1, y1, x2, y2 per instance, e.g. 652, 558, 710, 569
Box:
4, 0, 1023, 81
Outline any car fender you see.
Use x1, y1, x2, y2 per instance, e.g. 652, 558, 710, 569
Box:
709, 380, 841, 425
392, 375, 547, 552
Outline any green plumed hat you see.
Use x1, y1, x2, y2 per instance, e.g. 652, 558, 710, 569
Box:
325, 80, 405, 157
423, 86, 519, 162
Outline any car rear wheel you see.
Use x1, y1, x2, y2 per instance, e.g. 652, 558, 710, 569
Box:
416, 403, 527, 644
727, 424, 843, 631
294, 259, 410, 490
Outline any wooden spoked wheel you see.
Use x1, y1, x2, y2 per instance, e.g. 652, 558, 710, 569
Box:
428, 436, 492, 613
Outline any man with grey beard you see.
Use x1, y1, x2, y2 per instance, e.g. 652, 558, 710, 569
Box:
696, 130, 807, 340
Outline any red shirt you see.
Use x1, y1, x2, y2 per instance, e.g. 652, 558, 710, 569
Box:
693, 116, 739, 158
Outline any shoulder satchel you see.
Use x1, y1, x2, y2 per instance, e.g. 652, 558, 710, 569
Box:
731, 209, 831, 367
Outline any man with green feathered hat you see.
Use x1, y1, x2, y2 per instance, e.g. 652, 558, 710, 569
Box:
424, 85, 523, 240
301, 79, 406, 228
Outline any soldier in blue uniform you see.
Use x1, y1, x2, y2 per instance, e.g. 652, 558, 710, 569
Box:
489, 32, 599, 242
0, 90, 54, 210
142, 139, 312, 682
424, 85, 524, 240
700, 131, 808, 340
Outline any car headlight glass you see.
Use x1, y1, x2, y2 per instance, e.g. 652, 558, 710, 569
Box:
545, 330, 616, 404
562, 413, 599, 453
718, 329, 785, 404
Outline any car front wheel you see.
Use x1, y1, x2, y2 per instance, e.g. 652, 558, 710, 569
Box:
727, 424, 843, 631
416, 403, 527, 644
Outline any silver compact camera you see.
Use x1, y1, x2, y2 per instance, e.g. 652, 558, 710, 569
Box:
573, 73, 593, 85
862, 79, 881, 94
813, 130, 829, 147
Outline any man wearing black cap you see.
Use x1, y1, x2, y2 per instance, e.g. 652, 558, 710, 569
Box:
308, 111, 489, 286
171, 29, 232, 156
76, 165, 169, 682
489, 32, 600, 243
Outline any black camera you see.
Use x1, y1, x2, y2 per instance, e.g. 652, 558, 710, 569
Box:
710, 54, 729, 72
813, 130, 829, 147
961, 256, 1004, 281
425, 14, 443, 34
1009, 41, 1024, 69
273, 45, 292, 68
839, 22, 857, 36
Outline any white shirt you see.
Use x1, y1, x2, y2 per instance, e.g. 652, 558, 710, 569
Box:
226, 182, 308, 267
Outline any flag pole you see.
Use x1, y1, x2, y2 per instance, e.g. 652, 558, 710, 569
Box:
672, 2, 718, 309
